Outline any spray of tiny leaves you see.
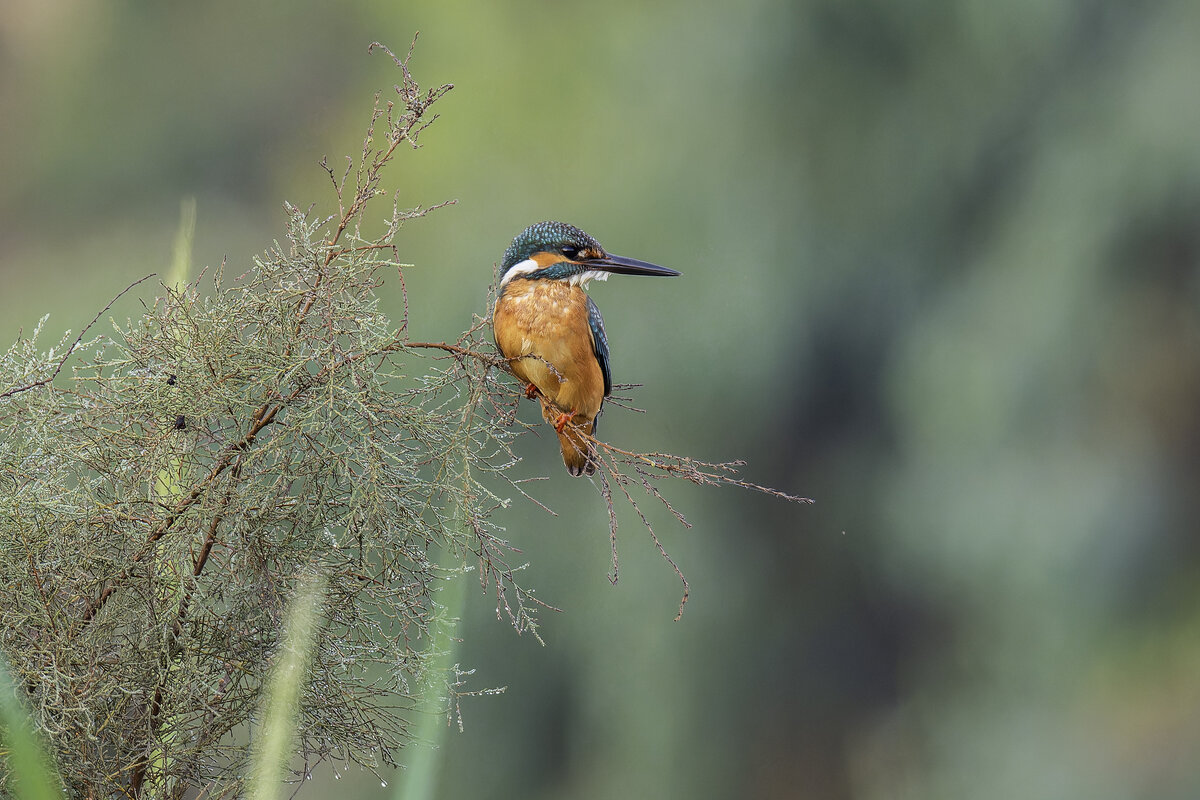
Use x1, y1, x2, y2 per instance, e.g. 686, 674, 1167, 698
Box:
0, 36, 808, 798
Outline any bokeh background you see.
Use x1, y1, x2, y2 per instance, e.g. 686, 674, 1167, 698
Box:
4, 1, 1200, 798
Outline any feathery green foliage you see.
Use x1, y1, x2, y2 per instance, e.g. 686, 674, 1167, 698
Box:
0, 38, 542, 797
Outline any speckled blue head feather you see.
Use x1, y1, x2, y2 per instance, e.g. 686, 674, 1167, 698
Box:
500, 221, 603, 275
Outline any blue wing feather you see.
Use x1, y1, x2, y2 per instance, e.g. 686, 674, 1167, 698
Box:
587, 296, 612, 398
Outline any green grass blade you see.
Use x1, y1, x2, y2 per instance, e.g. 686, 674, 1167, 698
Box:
393, 560, 467, 800
166, 196, 197, 289
0, 658, 64, 800
246, 571, 327, 800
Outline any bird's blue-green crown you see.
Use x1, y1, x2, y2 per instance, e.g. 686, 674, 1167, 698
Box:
500, 221, 603, 275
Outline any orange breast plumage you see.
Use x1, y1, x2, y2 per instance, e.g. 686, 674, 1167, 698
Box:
493, 279, 607, 475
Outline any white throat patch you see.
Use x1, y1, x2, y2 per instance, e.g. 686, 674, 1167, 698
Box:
569, 270, 610, 287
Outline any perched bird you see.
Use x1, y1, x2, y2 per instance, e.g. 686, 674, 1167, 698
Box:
493, 221, 680, 476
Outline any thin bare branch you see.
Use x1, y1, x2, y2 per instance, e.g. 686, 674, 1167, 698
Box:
0, 273, 156, 398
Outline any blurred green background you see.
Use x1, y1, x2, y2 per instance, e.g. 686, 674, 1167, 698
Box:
4, 1, 1200, 798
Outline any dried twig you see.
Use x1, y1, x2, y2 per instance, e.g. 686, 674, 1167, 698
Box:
0, 273, 156, 398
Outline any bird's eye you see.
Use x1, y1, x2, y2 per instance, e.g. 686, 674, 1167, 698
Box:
560, 245, 579, 259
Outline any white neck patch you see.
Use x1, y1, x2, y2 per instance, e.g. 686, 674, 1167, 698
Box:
499, 259, 612, 288
499, 258, 540, 288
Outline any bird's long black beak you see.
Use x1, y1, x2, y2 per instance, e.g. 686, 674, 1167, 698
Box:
585, 254, 680, 277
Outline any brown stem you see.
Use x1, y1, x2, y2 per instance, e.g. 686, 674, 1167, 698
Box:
128, 464, 239, 797
74, 405, 278, 635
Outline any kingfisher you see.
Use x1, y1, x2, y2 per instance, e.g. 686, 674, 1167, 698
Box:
493, 221, 680, 476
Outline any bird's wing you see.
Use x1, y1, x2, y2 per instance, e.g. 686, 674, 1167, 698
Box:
586, 295, 612, 398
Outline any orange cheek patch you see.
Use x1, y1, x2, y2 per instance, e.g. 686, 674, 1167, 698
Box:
531, 251, 564, 267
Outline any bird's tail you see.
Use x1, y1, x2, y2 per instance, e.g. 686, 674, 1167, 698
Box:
556, 417, 597, 477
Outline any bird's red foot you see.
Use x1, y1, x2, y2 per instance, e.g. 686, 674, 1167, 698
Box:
524, 383, 540, 400
552, 411, 572, 433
